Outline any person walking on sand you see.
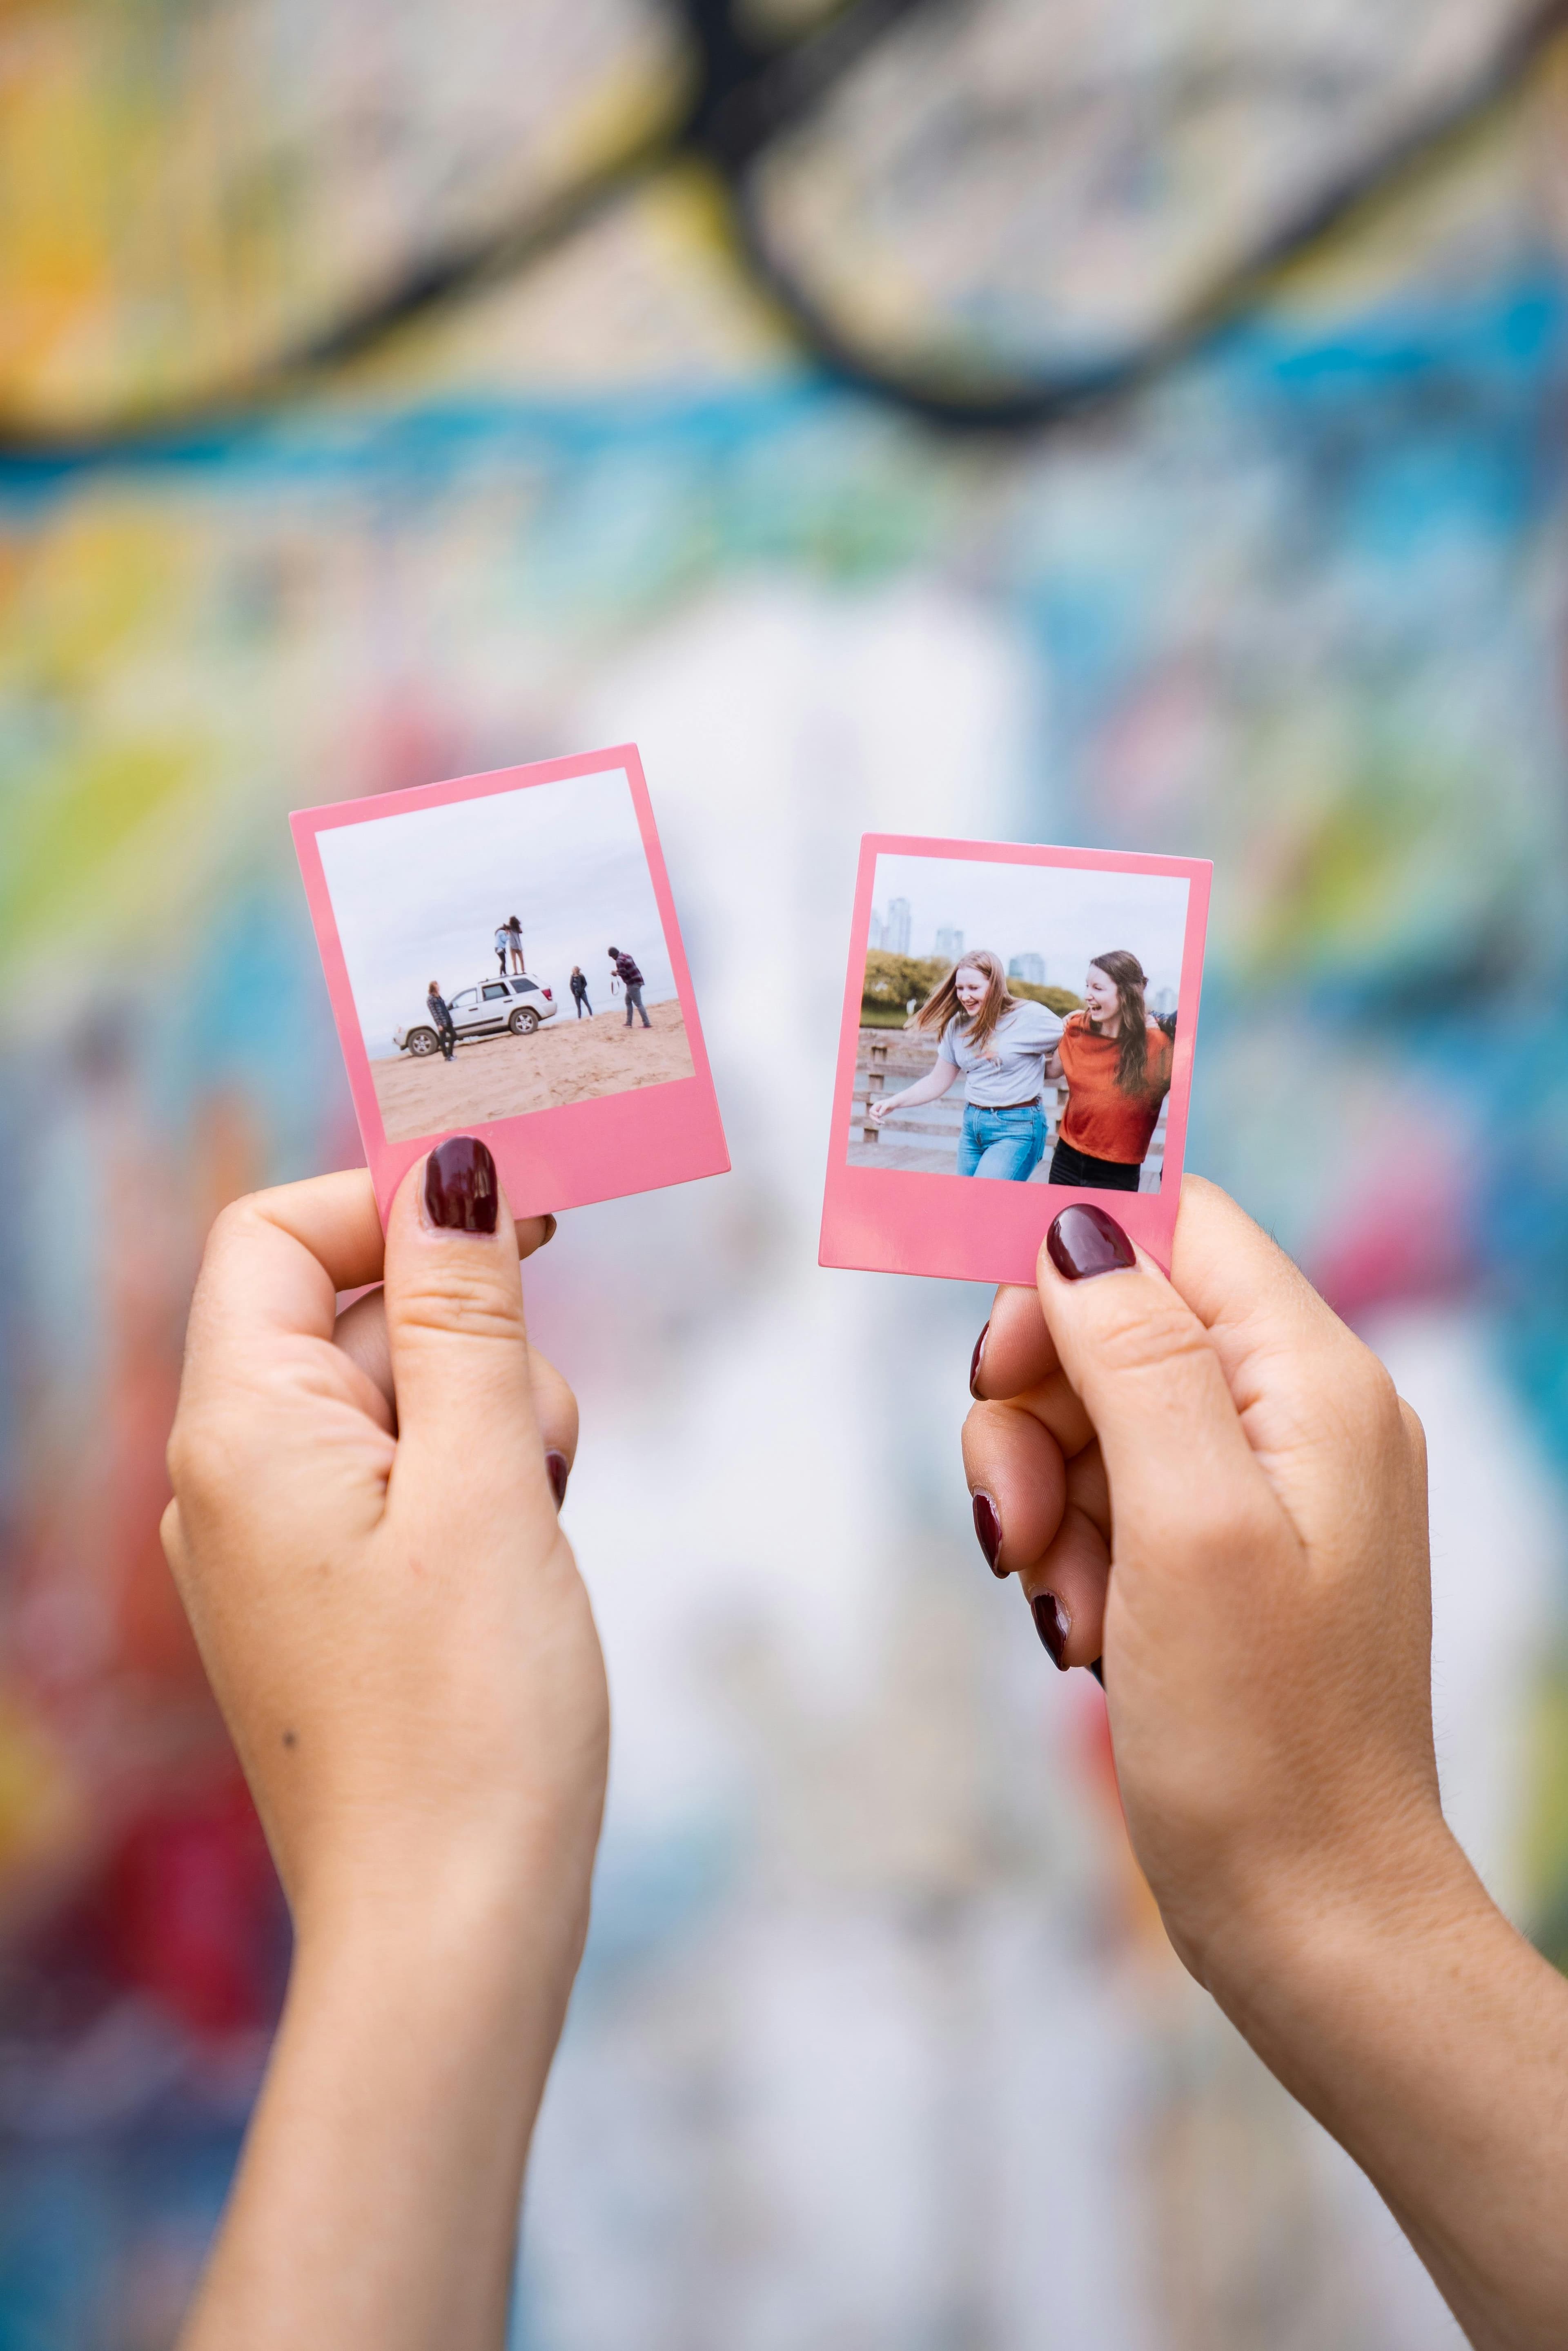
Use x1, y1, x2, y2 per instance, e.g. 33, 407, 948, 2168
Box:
493, 925, 510, 978
426, 981, 456, 1063
507, 917, 524, 974
869, 950, 1062, 1180
608, 946, 651, 1029
569, 966, 592, 1019
1042, 949, 1173, 1192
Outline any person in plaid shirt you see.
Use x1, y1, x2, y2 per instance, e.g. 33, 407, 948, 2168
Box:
607, 945, 651, 1029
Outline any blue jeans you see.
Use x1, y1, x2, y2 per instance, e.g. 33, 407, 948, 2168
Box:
957, 1101, 1047, 1181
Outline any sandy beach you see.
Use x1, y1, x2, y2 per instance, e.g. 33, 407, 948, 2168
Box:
371, 997, 694, 1141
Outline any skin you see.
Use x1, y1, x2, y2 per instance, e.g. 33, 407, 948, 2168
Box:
1039, 960, 1116, 1086
161, 1158, 1568, 2349
162, 1164, 607, 2351
964, 1177, 1568, 2351
869, 963, 991, 1123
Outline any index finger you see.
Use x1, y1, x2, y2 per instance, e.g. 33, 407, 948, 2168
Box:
970, 1281, 1063, 1401
184, 1170, 387, 1371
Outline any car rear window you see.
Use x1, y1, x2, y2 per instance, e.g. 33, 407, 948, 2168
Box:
482, 984, 508, 1000
510, 978, 537, 994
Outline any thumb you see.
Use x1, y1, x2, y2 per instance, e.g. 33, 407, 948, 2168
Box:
1034, 1199, 1290, 1606
382, 1136, 550, 1519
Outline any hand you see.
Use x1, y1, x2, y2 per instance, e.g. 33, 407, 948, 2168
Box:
962, 1180, 1568, 2350
165, 1149, 606, 1941
163, 1143, 608, 2351
962, 1177, 1446, 1981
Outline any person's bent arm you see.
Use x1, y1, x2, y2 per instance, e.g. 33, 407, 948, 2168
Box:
869, 1059, 958, 1121
962, 1182, 1568, 2351
162, 1148, 608, 2351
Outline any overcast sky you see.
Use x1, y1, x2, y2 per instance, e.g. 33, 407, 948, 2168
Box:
870, 852, 1190, 999
318, 769, 676, 1056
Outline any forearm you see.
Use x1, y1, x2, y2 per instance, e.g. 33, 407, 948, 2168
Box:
1213, 1838, 1568, 2350
889, 1068, 953, 1109
180, 1873, 584, 2351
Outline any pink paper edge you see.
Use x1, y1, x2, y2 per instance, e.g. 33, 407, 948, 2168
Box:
291, 744, 730, 1226
817, 832, 1213, 1285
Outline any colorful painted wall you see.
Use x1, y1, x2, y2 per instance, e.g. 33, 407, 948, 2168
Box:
2, 6, 1567, 2345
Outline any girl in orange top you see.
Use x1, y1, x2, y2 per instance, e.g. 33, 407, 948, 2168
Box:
1044, 949, 1173, 1192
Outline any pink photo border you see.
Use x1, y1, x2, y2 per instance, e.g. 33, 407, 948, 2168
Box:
818, 833, 1212, 1283
292, 744, 730, 1225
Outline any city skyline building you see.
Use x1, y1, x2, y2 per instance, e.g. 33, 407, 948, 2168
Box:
933, 925, 964, 960
1008, 953, 1046, 985
883, 896, 912, 955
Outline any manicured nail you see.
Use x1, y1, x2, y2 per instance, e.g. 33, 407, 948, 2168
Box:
972, 1490, 1004, 1576
1047, 1203, 1135, 1281
546, 1451, 569, 1508
968, 1319, 990, 1399
424, 1137, 499, 1233
1032, 1591, 1070, 1669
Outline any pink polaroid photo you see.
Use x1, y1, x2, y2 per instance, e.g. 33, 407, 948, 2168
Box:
819, 835, 1211, 1284
292, 744, 729, 1224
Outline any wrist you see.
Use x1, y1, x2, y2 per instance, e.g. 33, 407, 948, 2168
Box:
290, 1797, 599, 2007
1196, 1815, 1490, 2074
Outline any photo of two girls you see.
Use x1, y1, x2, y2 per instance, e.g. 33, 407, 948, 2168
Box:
851, 853, 1189, 1192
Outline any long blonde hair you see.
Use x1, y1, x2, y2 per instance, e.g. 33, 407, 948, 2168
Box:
911, 948, 1016, 1052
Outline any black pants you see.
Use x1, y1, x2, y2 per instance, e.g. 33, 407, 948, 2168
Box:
573, 995, 591, 1018
1047, 1139, 1140, 1192
439, 1023, 455, 1062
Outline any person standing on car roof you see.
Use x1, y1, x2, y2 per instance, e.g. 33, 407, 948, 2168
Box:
569, 967, 592, 1019
493, 925, 510, 978
608, 946, 651, 1029
506, 918, 524, 974
426, 982, 456, 1063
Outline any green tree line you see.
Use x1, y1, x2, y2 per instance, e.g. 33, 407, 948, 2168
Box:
862, 950, 1082, 1025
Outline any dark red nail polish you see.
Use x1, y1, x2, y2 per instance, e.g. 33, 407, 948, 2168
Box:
1047, 1203, 1135, 1281
1032, 1591, 1070, 1669
424, 1137, 499, 1233
972, 1490, 1004, 1576
546, 1451, 569, 1508
968, 1320, 990, 1399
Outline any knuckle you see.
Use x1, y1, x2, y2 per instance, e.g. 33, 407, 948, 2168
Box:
393, 1268, 524, 1349
165, 1408, 229, 1506
1398, 1395, 1428, 1473
1087, 1291, 1213, 1383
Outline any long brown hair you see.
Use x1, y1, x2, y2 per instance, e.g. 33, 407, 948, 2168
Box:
911, 948, 1016, 1052
1086, 949, 1165, 1097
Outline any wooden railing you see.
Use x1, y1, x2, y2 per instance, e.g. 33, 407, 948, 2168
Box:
850, 1027, 1168, 1183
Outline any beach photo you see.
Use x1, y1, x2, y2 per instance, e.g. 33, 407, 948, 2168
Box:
314, 765, 696, 1146
847, 851, 1190, 1192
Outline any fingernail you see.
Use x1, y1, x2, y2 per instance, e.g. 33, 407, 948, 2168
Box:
968, 1319, 990, 1399
424, 1137, 499, 1233
1032, 1591, 1070, 1669
1047, 1203, 1135, 1281
1088, 1657, 1105, 1688
546, 1450, 569, 1508
540, 1214, 558, 1247
972, 1490, 1005, 1576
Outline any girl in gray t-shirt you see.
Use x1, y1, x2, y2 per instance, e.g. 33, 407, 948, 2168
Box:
867, 950, 1063, 1181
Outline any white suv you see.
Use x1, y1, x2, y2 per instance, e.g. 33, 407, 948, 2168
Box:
395, 974, 559, 1057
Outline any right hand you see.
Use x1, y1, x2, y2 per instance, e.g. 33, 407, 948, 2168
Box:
866, 1092, 898, 1124
962, 1177, 1457, 1990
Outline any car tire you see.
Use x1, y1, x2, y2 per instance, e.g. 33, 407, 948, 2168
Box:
508, 1007, 540, 1034
406, 1028, 439, 1056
